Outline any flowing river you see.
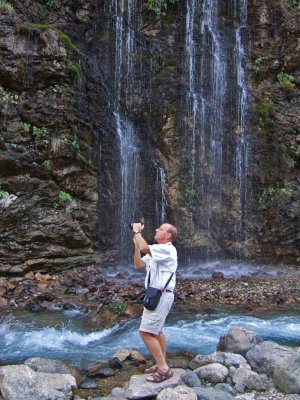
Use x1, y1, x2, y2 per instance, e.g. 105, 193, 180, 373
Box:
1, 308, 300, 369
1, 261, 299, 369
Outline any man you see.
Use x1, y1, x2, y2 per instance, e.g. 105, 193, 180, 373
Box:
132, 222, 177, 383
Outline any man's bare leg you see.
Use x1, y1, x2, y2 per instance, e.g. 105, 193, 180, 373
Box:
157, 331, 166, 358
140, 331, 169, 372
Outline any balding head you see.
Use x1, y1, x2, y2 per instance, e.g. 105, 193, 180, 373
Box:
162, 223, 177, 241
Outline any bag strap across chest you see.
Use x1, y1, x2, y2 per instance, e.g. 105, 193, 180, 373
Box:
147, 271, 174, 290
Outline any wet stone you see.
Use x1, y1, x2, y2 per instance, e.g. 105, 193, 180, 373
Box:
79, 380, 99, 389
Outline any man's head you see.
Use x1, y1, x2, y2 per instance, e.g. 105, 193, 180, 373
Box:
154, 223, 177, 244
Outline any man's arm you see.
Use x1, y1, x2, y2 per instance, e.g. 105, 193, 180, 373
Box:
132, 223, 151, 255
133, 239, 146, 269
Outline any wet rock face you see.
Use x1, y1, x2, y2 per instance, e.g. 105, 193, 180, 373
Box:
0, 0, 299, 273
247, 0, 300, 263
0, 3, 99, 274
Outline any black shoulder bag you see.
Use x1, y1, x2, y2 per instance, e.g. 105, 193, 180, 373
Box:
143, 271, 174, 311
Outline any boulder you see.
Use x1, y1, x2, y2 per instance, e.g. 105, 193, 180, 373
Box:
110, 386, 129, 398
273, 352, 300, 393
157, 385, 197, 400
181, 369, 202, 387
129, 350, 146, 364
217, 327, 262, 356
194, 363, 228, 384
24, 357, 83, 385
214, 383, 236, 395
190, 351, 247, 369
245, 341, 295, 376
232, 364, 272, 391
112, 349, 131, 362
111, 348, 146, 364
126, 369, 186, 399
192, 387, 234, 400
0, 364, 76, 400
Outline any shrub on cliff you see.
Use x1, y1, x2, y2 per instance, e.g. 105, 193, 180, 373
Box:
0, 0, 14, 15
147, 0, 179, 13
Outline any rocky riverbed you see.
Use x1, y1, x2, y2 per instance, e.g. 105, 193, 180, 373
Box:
0, 263, 299, 327
0, 326, 300, 400
0, 263, 300, 399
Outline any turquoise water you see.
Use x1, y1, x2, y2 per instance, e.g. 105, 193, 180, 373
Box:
1, 310, 299, 369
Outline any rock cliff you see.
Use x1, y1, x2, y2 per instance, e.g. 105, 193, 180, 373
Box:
0, 0, 299, 274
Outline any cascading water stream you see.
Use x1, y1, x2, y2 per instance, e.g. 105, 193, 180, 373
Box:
183, 0, 252, 258
155, 167, 168, 226
112, 0, 141, 259
233, 0, 252, 257
184, 0, 227, 256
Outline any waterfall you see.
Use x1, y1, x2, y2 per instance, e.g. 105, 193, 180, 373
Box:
155, 167, 168, 226
233, 0, 252, 257
183, 0, 251, 258
109, 0, 142, 259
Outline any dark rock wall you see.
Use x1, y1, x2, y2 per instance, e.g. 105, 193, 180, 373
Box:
247, 0, 300, 263
0, 0, 299, 274
0, 1, 101, 273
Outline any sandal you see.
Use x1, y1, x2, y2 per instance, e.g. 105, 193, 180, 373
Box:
145, 365, 158, 373
146, 368, 173, 383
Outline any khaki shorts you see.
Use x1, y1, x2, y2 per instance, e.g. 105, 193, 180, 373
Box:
139, 292, 174, 335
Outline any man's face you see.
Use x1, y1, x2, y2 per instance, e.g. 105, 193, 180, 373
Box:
154, 224, 170, 243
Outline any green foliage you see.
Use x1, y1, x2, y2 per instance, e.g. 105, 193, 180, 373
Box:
107, 303, 127, 316
259, 181, 293, 210
277, 72, 295, 91
0, 85, 18, 104
291, 0, 300, 11
257, 102, 275, 126
184, 184, 196, 201
19, 24, 79, 55
58, 191, 73, 203
252, 57, 265, 78
147, 0, 179, 13
0, 0, 15, 14
60, 135, 80, 150
0, 189, 10, 199
69, 63, 81, 79
46, 0, 58, 11
23, 122, 48, 140
43, 159, 52, 171
71, 139, 80, 149
32, 126, 48, 140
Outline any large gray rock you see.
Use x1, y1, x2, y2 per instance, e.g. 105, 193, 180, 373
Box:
246, 341, 295, 376
0, 364, 76, 400
194, 363, 228, 384
273, 353, 300, 393
157, 385, 197, 400
24, 357, 83, 385
126, 369, 186, 399
217, 327, 262, 356
192, 387, 234, 400
232, 364, 272, 391
190, 352, 247, 370
181, 369, 202, 387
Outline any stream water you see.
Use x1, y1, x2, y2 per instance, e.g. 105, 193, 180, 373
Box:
1, 306, 299, 370
1, 261, 299, 369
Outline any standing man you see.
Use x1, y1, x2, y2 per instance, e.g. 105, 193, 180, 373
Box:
132, 222, 177, 383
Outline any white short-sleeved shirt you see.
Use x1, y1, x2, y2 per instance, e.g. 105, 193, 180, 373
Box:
142, 242, 177, 291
